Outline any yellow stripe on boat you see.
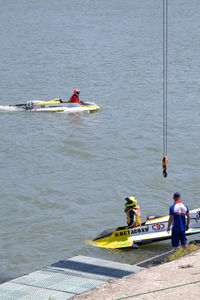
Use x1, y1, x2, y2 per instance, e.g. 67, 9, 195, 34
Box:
36, 98, 62, 105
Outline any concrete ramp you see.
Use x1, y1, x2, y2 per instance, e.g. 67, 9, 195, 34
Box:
0, 255, 143, 300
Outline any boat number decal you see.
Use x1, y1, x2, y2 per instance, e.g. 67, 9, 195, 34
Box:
115, 226, 149, 237
130, 226, 149, 234
115, 231, 129, 237
196, 211, 200, 219
152, 223, 165, 231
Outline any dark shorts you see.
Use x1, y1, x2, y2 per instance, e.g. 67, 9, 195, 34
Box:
171, 230, 187, 247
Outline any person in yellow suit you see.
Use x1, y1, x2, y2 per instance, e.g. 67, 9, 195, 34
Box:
124, 196, 141, 228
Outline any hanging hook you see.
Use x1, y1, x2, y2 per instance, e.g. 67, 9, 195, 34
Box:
162, 155, 168, 177
163, 170, 167, 177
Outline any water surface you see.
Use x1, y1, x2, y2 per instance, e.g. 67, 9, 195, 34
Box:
0, 0, 200, 282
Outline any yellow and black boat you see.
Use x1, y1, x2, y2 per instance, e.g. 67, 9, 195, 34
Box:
11, 98, 101, 112
89, 208, 200, 249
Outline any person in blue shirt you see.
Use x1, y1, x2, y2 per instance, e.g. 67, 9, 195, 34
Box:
167, 192, 190, 250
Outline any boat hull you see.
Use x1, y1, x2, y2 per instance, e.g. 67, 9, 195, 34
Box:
89, 208, 200, 249
29, 102, 101, 112
11, 98, 101, 112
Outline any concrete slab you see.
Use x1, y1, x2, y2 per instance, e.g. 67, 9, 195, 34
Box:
72, 248, 200, 300
0, 255, 143, 300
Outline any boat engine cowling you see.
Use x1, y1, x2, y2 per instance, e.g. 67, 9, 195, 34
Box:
26, 100, 41, 109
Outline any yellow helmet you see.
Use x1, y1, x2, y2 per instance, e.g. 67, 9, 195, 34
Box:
125, 196, 137, 207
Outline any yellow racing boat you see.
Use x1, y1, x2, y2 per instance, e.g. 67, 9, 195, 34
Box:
89, 208, 200, 249
10, 98, 101, 112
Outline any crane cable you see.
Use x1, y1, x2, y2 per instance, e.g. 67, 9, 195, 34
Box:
162, 0, 168, 177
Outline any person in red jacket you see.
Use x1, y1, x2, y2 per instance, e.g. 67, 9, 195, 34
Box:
67, 90, 82, 104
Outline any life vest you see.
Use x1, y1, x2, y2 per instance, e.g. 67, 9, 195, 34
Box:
68, 94, 82, 104
134, 205, 141, 227
125, 205, 141, 228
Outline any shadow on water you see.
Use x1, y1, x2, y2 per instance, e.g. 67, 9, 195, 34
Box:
0, 274, 13, 285
78, 239, 173, 267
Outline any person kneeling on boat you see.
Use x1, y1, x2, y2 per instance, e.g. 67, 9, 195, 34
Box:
124, 196, 141, 228
67, 89, 83, 104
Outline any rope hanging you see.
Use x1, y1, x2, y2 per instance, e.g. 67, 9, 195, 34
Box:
162, 0, 168, 177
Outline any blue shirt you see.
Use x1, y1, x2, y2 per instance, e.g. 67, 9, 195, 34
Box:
169, 201, 189, 231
